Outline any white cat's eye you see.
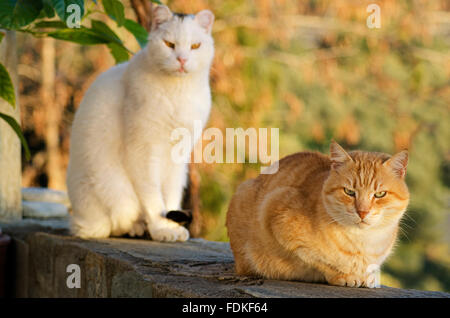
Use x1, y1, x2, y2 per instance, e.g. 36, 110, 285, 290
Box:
374, 191, 387, 198
164, 40, 175, 49
191, 42, 201, 50
343, 188, 356, 197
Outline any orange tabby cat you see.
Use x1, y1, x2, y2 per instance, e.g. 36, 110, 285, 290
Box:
226, 141, 409, 288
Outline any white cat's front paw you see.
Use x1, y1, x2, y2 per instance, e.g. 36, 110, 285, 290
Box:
129, 220, 146, 237
149, 218, 189, 242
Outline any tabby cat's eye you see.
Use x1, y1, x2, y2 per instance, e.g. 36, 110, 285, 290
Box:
164, 40, 175, 49
191, 42, 201, 50
343, 188, 356, 197
374, 191, 387, 198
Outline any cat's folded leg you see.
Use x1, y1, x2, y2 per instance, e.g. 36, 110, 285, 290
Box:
320, 260, 381, 288
69, 188, 112, 238
124, 146, 189, 242
162, 162, 188, 211
325, 270, 380, 288
92, 167, 142, 237
294, 252, 376, 288
129, 219, 146, 237
141, 175, 190, 242
292, 246, 365, 287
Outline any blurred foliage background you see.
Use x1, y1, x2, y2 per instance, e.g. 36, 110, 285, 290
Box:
17, 0, 449, 292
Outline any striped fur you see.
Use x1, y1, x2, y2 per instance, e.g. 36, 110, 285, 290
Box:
226, 141, 409, 288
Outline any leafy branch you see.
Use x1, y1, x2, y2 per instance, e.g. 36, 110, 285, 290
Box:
0, 0, 158, 160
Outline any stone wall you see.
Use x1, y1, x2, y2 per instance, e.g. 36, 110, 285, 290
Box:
1, 218, 449, 298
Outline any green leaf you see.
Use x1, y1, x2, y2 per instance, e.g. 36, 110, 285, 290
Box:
0, 63, 15, 108
42, 0, 56, 18
124, 19, 148, 48
47, 28, 109, 45
0, 112, 31, 161
0, 31, 4, 43
0, 0, 43, 29
102, 0, 125, 27
47, 25, 132, 62
107, 42, 129, 64
34, 20, 67, 29
151, 0, 162, 4
51, 0, 85, 22
91, 20, 121, 44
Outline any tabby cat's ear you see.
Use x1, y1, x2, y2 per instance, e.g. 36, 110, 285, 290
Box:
384, 150, 408, 179
195, 10, 214, 34
330, 140, 352, 169
151, 5, 173, 31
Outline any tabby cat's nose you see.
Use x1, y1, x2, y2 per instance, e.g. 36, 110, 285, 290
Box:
357, 210, 369, 220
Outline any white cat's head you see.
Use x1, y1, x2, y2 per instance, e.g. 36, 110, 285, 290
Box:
146, 5, 214, 76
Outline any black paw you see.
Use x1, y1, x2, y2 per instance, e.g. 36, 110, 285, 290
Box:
166, 210, 192, 228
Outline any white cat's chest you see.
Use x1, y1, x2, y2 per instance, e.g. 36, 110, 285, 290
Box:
138, 77, 211, 130
167, 88, 209, 122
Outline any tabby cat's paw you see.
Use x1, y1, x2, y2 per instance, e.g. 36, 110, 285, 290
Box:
149, 218, 189, 242
327, 274, 364, 288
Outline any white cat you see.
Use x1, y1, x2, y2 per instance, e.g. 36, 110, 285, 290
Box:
67, 5, 215, 242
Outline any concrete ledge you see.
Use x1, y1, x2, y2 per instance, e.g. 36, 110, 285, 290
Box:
1, 219, 449, 298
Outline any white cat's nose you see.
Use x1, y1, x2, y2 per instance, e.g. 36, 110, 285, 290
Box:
177, 56, 187, 66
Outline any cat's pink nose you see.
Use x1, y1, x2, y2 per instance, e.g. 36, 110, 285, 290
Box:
357, 210, 369, 220
177, 57, 187, 66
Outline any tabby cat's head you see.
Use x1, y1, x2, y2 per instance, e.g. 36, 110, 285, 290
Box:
146, 5, 214, 76
322, 141, 409, 229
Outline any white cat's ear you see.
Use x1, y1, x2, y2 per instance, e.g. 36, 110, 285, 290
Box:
384, 150, 408, 179
195, 10, 214, 34
151, 5, 173, 31
330, 140, 352, 169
